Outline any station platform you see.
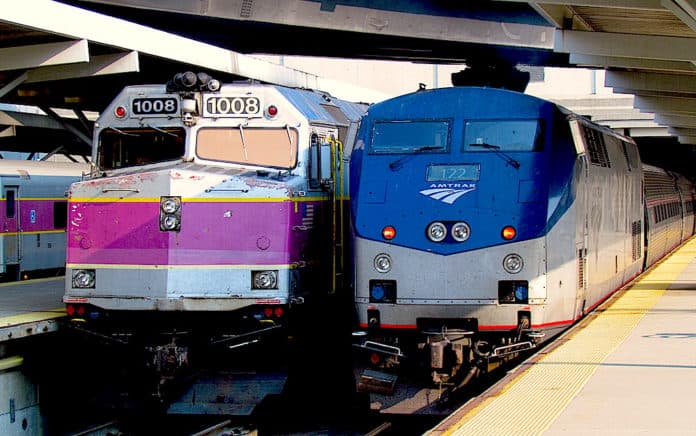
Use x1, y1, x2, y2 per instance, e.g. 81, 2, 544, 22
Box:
429, 237, 696, 435
0, 277, 65, 343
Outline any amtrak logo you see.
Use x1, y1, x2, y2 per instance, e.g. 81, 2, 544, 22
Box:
419, 183, 476, 204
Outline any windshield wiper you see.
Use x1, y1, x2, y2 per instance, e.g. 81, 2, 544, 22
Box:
389, 145, 444, 171
108, 126, 139, 136
469, 142, 520, 169
239, 123, 249, 160
144, 124, 178, 137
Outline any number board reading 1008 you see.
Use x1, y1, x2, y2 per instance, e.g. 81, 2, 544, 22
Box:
426, 164, 480, 182
204, 96, 262, 117
131, 98, 178, 116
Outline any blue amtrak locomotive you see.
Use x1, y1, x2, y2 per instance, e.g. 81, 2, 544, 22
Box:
349, 86, 695, 413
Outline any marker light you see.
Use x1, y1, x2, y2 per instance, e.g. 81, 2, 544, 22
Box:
382, 226, 396, 240
114, 106, 127, 118
503, 254, 524, 274
502, 226, 517, 240
72, 269, 96, 288
373, 254, 392, 273
427, 222, 447, 242
266, 105, 278, 117
252, 270, 278, 289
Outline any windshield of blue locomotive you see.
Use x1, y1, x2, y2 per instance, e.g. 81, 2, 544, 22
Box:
350, 88, 575, 255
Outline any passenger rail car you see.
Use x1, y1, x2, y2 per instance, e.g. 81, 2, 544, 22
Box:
1, 160, 89, 281
349, 86, 695, 413
63, 72, 366, 410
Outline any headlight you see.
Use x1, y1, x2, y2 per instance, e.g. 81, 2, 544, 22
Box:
161, 197, 180, 214
373, 253, 392, 273
427, 222, 447, 242
161, 214, 180, 231
72, 269, 96, 288
160, 196, 181, 232
252, 270, 278, 289
451, 222, 471, 242
503, 254, 524, 274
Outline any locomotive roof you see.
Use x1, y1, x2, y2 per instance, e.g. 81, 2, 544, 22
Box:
0, 159, 91, 177
364, 86, 553, 117
275, 86, 368, 126
109, 83, 368, 127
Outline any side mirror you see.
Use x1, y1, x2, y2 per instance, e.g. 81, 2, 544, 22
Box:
309, 135, 333, 190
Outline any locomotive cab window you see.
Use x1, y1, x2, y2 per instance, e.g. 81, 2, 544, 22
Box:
99, 127, 185, 170
197, 127, 299, 169
463, 120, 544, 152
370, 120, 450, 154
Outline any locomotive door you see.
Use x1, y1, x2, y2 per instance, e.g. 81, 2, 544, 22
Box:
574, 156, 589, 319
3, 186, 20, 270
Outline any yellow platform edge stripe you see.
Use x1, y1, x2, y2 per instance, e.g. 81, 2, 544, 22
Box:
0, 309, 66, 327
0, 276, 64, 288
434, 237, 696, 436
0, 356, 24, 371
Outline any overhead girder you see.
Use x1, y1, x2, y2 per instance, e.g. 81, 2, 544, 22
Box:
72, 0, 554, 50
570, 54, 696, 73
555, 30, 696, 62
25, 51, 139, 83
655, 114, 696, 127
0, 40, 89, 72
1, 0, 696, 150
1, 0, 387, 102
606, 71, 696, 94
635, 95, 696, 115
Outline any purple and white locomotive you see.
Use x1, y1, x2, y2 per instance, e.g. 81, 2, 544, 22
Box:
63, 72, 366, 408
349, 86, 695, 413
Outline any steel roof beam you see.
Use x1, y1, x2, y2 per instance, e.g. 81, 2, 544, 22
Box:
655, 114, 696, 127
677, 135, 696, 143
606, 71, 696, 94
629, 127, 670, 137
1, 1, 387, 102
570, 54, 696, 72
79, 0, 554, 49
0, 40, 89, 72
668, 126, 696, 136
505, 1, 664, 9
555, 30, 696, 61
662, 0, 696, 32
635, 95, 696, 114
0, 73, 28, 99
0, 110, 64, 130
25, 51, 140, 83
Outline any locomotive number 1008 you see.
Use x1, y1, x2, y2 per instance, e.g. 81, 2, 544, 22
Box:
204, 96, 261, 117
132, 98, 178, 116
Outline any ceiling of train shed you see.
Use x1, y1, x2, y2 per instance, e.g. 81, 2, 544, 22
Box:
63, 0, 696, 145
516, 1, 696, 144
3, 1, 696, 156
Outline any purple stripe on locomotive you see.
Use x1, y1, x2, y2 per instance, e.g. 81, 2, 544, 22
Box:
67, 200, 320, 266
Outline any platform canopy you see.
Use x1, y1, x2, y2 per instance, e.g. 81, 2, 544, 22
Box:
3, 1, 696, 158
0, 0, 389, 158
62, 0, 696, 147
